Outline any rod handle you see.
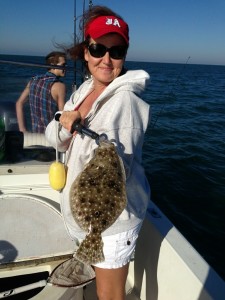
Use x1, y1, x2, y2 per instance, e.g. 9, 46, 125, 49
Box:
54, 113, 99, 140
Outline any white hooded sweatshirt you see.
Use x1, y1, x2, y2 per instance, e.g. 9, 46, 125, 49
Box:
45, 69, 151, 240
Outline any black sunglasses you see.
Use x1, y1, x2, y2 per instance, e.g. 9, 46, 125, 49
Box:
88, 43, 127, 60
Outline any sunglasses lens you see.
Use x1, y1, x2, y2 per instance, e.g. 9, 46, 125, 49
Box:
88, 44, 107, 58
109, 46, 127, 59
88, 44, 127, 59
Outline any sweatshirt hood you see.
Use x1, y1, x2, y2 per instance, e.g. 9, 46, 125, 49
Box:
68, 69, 150, 109
104, 69, 150, 96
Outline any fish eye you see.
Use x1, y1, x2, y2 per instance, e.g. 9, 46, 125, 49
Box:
95, 211, 101, 217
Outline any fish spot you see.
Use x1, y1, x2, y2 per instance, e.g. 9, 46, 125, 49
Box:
111, 162, 118, 168
101, 219, 108, 226
79, 181, 86, 188
80, 197, 86, 204
107, 180, 116, 188
88, 199, 95, 205
91, 237, 96, 243
85, 216, 91, 222
92, 227, 98, 233
88, 178, 96, 186
105, 200, 110, 205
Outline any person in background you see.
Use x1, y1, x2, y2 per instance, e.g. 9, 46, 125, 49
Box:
16, 51, 67, 133
46, 6, 150, 300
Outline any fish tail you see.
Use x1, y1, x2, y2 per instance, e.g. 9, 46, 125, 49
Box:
75, 232, 105, 265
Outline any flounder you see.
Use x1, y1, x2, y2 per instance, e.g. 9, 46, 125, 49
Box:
70, 140, 127, 265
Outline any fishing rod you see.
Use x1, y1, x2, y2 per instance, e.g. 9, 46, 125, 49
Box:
0, 59, 88, 83
150, 56, 191, 131
72, 0, 93, 90
73, 0, 77, 91
0, 59, 73, 71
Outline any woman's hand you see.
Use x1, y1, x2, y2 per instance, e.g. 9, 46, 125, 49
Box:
59, 110, 82, 135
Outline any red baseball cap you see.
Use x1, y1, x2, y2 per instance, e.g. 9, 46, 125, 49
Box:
85, 16, 129, 44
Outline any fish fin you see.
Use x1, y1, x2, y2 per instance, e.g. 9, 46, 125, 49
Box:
75, 232, 105, 265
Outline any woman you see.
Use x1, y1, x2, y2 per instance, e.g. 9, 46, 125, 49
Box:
46, 6, 150, 300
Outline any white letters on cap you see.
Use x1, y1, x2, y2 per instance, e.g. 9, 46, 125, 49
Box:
106, 18, 121, 27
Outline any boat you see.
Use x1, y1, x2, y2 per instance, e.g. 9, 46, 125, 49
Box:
0, 103, 225, 300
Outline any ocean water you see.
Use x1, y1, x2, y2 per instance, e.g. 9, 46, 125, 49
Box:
0, 55, 225, 281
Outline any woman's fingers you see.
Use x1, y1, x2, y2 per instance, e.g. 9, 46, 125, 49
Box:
59, 111, 81, 132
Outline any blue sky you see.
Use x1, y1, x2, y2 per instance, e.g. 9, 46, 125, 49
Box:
0, 0, 224, 65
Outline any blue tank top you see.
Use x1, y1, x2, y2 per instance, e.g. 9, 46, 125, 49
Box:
29, 72, 60, 133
